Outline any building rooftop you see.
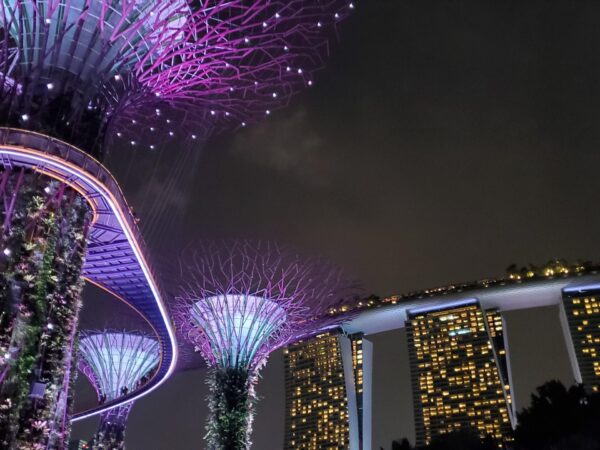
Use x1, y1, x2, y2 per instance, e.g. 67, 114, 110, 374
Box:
334, 259, 600, 336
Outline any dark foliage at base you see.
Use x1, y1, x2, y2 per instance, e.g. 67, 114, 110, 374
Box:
514, 380, 600, 450
389, 381, 600, 450
386, 430, 497, 450
206, 366, 255, 450
90, 414, 127, 450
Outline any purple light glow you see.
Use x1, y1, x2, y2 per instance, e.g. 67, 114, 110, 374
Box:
78, 331, 160, 401
0, 133, 178, 421
175, 240, 356, 370
0, 0, 355, 148
190, 295, 287, 368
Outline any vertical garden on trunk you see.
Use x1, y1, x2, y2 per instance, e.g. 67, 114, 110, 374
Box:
0, 168, 90, 449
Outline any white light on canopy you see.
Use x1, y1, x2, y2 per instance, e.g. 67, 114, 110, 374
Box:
79, 333, 160, 401
4, 0, 188, 83
190, 295, 287, 368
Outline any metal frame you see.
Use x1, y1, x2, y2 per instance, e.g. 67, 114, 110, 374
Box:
78, 331, 160, 401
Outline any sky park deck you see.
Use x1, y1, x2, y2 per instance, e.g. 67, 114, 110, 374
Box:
342, 272, 600, 336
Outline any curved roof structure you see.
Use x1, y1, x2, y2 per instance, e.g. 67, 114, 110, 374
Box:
0, 128, 177, 421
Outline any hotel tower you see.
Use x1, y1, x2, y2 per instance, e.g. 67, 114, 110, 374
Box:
283, 332, 372, 450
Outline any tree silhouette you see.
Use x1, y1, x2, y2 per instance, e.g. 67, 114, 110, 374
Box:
514, 380, 600, 450
389, 381, 600, 450
388, 429, 496, 450
427, 429, 497, 450
392, 438, 413, 450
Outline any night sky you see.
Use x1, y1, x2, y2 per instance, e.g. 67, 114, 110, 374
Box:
73, 1, 600, 448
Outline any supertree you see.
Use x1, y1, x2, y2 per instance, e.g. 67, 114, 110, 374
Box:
0, 1, 355, 447
78, 331, 160, 450
174, 240, 355, 449
0, 0, 356, 155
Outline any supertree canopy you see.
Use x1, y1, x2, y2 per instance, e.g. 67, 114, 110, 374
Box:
0, 0, 356, 155
175, 240, 354, 449
78, 331, 160, 450
0, 1, 354, 447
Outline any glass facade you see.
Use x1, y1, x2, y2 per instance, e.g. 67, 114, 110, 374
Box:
561, 290, 600, 393
406, 301, 512, 447
283, 332, 370, 449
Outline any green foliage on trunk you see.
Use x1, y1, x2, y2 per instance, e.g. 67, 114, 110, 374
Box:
0, 170, 91, 449
206, 366, 257, 450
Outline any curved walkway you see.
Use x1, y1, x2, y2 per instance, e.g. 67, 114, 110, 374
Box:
0, 128, 177, 421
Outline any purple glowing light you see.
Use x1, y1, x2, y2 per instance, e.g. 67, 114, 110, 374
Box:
175, 240, 355, 370
0, 133, 177, 421
78, 332, 160, 401
190, 295, 287, 367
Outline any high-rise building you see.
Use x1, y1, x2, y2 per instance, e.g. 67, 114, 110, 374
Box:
485, 309, 515, 422
406, 300, 512, 447
560, 286, 600, 393
283, 332, 372, 450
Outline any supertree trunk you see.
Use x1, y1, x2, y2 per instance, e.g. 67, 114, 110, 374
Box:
90, 403, 133, 450
206, 367, 257, 450
0, 168, 91, 449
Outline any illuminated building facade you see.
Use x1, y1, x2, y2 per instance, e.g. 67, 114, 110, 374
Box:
406, 300, 512, 447
351, 335, 372, 448
560, 286, 600, 393
283, 332, 372, 450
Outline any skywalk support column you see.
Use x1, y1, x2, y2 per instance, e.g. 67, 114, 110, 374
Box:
340, 333, 373, 450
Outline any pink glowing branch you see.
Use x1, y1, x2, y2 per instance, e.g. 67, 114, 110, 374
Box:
174, 240, 357, 370
0, 0, 354, 146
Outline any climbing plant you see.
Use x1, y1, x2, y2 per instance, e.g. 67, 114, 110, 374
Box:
0, 168, 91, 449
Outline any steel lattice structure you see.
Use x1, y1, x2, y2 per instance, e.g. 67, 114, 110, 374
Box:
78, 331, 160, 449
0, 0, 356, 154
174, 240, 355, 449
79, 331, 160, 401
175, 240, 353, 371
0, 1, 355, 446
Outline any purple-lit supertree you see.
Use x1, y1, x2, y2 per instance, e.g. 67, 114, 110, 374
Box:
0, 1, 355, 447
78, 331, 160, 450
174, 240, 354, 449
0, 0, 356, 155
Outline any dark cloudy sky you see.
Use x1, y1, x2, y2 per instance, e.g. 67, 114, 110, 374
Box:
73, 0, 600, 448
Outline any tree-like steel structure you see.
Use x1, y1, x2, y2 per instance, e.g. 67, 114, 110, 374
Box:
0, 1, 354, 447
78, 331, 160, 450
0, 0, 355, 154
175, 240, 355, 449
